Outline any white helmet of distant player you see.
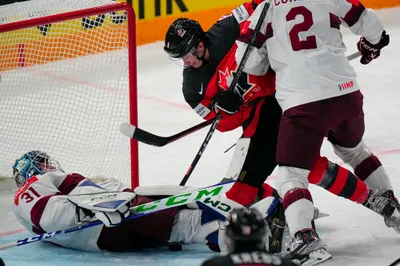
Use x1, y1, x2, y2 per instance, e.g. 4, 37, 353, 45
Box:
12, 151, 61, 187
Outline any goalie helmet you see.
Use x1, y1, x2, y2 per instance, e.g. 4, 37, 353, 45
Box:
164, 18, 206, 59
225, 208, 268, 252
13, 151, 61, 187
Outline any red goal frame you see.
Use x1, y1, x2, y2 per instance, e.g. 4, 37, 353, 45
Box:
0, 2, 139, 188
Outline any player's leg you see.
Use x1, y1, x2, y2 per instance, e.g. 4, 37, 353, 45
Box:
309, 155, 397, 219
275, 100, 328, 257
327, 91, 400, 230
327, 91, 393, 194
97, 195, 179, 251
225, 96, 281, 206
309, 155, 370, 204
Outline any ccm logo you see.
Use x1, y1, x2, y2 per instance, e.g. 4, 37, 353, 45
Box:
90, 194, 118, 201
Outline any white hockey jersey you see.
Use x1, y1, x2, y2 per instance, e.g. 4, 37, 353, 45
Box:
12, 171, 129, 251
236, 0, 384, 111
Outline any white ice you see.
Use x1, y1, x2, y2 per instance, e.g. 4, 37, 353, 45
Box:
1, 7, 400, 266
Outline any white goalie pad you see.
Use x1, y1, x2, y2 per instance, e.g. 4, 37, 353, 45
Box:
134, 185, 197, 196
68, 191, 135, 212
224, 138, 251, 180
68, 179, 135, 212
134, 185, 200, 209
251, 196, 278, 219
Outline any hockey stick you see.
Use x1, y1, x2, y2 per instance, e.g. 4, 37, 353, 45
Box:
179, 2, 270, 186
0, 180, 235, 251
120, 119, 213, 147
389, 258, 400, 266
120, 50, 362, 148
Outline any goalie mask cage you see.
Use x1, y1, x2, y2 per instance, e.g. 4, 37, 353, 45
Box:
0, 0, 139, 188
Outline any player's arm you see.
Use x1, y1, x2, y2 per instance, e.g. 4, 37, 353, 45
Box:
334, 0, 383, 43
12, 174, 86, 233
182, 73, 243, 132
235, 1, 271, 76
333, 0, 389, 64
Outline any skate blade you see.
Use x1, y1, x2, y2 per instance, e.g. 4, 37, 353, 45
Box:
316, 212, 330, 219
299, 249, 332, 266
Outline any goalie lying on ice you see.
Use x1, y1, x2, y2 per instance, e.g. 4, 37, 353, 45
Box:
12, 150, 329, 254
12, 150, 225, 251
12, 150, 295, 252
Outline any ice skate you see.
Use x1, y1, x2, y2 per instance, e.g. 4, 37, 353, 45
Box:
267, 204, 328, 255
379, 190, 400, 233
363, 190, 397, 218
286, 229, 331, 266
266, 200, 286, 254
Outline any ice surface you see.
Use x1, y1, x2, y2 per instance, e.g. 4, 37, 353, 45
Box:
1, 7, 400, 266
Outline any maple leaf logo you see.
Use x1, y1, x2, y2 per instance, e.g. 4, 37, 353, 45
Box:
218, 68, 233, 90
217, 67, 258, 101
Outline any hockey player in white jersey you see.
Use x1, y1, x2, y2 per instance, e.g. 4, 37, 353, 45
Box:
12, 150, 238, 252
235, 0, 398, 261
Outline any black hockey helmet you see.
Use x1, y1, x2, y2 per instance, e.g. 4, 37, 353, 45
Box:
225, 208, 268, 251
164, 18, 206, 59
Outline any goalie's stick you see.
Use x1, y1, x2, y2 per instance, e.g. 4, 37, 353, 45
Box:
0, 180, 235, 251
119, 51, 362, 148
178, 2, 270, 186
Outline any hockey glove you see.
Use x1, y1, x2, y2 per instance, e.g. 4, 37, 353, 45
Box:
357, 30, 390, 65
212, 90, 243, 115
75, 204, 130, 227
94, 204, 130, 227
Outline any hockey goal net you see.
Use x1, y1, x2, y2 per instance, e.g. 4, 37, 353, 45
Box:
0, 0, 138, 188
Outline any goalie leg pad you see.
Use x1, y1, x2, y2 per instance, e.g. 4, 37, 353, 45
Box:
169, 209, 221, 245
68, 179, 136, 212
134, 185, 196, 197
224, 138, 251, 180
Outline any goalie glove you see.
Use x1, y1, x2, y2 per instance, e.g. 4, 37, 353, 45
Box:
94, 204, 130, 227
75, 204, 130, 227
68, 179, 135, 227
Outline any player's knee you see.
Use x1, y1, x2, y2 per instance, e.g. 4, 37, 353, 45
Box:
275, 166, 309, 197
332, 141, 372, 167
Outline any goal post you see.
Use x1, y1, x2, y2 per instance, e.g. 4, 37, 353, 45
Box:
0, 0, 139, 188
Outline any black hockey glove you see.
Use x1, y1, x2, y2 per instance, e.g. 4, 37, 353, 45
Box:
212, 90, 243, 114
357, 30, 389, 65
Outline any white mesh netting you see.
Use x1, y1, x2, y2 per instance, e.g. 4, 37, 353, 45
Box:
0, 0, 136, 187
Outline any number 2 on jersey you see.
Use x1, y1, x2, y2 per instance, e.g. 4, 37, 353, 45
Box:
286, 7, 339, 51
286, 6, 316, 51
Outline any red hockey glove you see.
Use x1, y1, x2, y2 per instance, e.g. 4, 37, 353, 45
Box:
357, 30, 389, 65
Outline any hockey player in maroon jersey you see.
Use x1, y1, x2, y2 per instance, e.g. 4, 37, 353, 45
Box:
201, 208, 297, 266
163, 1, 396, 227
235, 0, 398, 260
12, 151, 231, 252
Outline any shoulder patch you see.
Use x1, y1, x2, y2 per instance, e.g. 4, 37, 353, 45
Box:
232, 4, 250, 23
